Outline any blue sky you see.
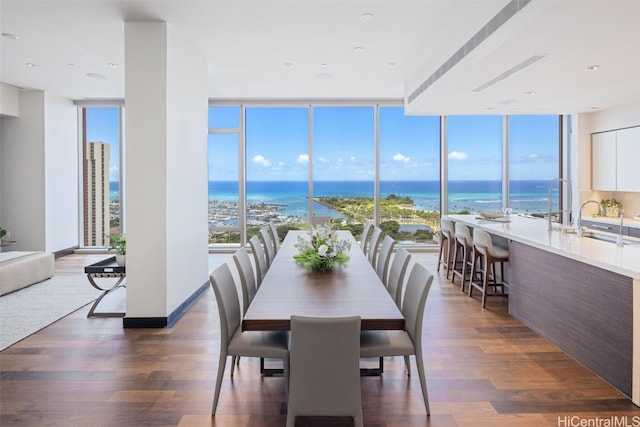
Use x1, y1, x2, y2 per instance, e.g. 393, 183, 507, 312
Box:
85, 107, 121, 181
86, 106, 560, 183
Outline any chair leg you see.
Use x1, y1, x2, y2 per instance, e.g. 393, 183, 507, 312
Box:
459, 245, 469, 292
446, 240, 455, 280
450, 243, 460, 284
354, 410, 364, 427
283, 355, 289, 400
437, 235, 445, 273
414, 352, 431, 415
212, 352, 228, 415
286, 414, 295, 427
481, 256, 490, 309
404, 355, 411, 376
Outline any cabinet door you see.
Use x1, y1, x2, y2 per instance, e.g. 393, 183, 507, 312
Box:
615, 126, 640, 192
591, 131, 617, 191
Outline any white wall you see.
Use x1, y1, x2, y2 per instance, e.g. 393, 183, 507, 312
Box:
1, 90, 46, 250
0, 83, 19, 117
125, 21, 208, 320
0, 90, 78, 252
44, 93, 79, 252
125, 22, 169, 318
165, 24, 209, 314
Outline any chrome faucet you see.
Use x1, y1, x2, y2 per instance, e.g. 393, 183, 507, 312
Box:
617, 213, 624, 246
548, 178, 573, 231
576, 199, 601, 237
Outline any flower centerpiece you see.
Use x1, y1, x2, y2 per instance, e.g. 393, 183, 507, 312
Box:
293, 224, 352, 272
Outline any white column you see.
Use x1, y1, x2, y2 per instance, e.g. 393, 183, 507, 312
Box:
124, 22, 208, 322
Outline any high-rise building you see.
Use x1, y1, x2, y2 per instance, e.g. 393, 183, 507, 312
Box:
84, 142, 110, 246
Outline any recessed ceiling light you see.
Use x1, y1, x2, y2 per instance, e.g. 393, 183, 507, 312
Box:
26, 63, 36, 68
108, 63, 119, 68
590, 106, 600, 111
585, 65, 600, 71
321, 63, 328, 68
353, 46, 364, 52
387, 62, 397, 68
283, 62, 293, 69
87, 72, 107, 80
485, 107, 495, 111
315, 73, 331, 80
360, 13, 373, 21
2, 32, 19, 40
67, 63, 75, 67
523, 91, 536, 96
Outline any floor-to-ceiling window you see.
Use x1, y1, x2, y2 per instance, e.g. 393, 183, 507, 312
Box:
379, 107, 440, 243
81, 105, 123, 247
447, 115, 503, 214
207, 102, 562, 248
508, 115, 561, 216
208, 106, 241, 245
245, 107, 309, 241
312, 106, 374, 241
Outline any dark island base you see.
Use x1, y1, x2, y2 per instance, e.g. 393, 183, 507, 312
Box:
509, 241, 633, 398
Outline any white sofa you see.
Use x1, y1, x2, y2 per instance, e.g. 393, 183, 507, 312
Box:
0, 251, 55, 296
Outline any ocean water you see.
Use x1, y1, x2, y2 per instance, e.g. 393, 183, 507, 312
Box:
110, 180, 555, 220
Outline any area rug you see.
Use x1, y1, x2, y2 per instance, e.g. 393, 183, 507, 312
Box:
0, 276, 102, 350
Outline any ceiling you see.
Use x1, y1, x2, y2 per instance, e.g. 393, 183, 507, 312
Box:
1, 0, 639, 115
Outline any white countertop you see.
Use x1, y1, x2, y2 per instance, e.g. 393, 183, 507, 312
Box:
446, 214, 640, 280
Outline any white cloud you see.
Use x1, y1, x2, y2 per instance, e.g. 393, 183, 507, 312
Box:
527, 153, 540, 159
393, 152, 411, 163
318, 157, 329, 163
297, 154, 309, 163
252, 154, 271, 167
350, 156, 356, 162
448, 151, 468, 160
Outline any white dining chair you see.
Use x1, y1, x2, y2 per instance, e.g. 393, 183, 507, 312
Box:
360, 262, 434, 415
232, 247, 257, 316
376, 235, 396, 285
248, 235, 268, 287
386, 246, 411, 308
268, 221, 280, 254
367, 226, 383, 267
209, 263, 289, 415
259, 227, 275, 267
286, 315, 363, 427
360, 221, 373, 254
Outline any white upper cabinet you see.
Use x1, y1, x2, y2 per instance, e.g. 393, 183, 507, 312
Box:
616, 126, 640, 192
592, 131, 617, 191
592, 126, 640, 192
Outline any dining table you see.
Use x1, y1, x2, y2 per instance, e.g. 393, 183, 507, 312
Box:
242, 230, 405, 332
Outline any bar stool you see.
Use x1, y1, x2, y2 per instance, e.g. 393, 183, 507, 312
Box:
437, 217, 456, 280
451, 222, 473, 292
469, 228, 509, 308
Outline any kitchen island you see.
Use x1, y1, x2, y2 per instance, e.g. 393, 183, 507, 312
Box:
446, 214, 640, 405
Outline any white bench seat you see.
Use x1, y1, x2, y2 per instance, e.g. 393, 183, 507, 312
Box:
0, 251, 54, 296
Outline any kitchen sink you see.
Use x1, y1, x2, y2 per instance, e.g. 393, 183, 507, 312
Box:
581, 231, 639, 246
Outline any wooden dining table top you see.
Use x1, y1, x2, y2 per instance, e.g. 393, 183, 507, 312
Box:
241, 230, 405, 332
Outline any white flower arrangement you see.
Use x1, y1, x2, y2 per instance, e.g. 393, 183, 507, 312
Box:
293, 224, 352, 272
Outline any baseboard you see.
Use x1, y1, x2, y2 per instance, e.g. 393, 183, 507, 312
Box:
122, 280, 209, 329
53, 246, 78, 259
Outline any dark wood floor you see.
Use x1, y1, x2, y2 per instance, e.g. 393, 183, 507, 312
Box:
1, 252, 639, 426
